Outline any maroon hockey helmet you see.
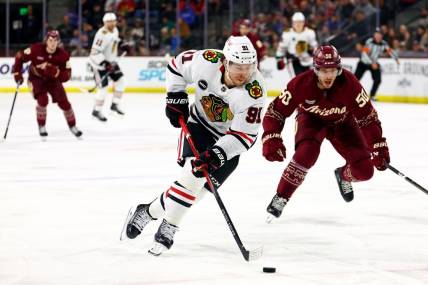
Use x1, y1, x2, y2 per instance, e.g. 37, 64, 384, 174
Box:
240, 19, 251, 27
313, 45, 342, 74
44, 30, 61, 42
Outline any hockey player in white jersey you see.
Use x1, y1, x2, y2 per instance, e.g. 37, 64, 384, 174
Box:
276, 12, 318, 76
89, 12, 125, 122
122, 36, 266, 256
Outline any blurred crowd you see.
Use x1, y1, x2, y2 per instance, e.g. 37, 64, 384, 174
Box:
51, 0, 428, 57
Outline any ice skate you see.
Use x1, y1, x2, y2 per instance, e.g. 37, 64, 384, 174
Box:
121, 204, 155, 240
110, 103, 125, 115
92, 110, 107, 122
335, 168, 354, 202
38, 126, 48, 140
69, 126, 83, 138
266, 194, 288, 223
148, 219, 178, 256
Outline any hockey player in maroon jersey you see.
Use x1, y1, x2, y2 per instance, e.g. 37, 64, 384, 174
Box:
12, 30, 82, 139
232, 19, 266, 65
262, 45, 390, 220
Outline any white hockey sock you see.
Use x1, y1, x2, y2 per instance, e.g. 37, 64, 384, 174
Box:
94, 87, 108, 110
112, 91, 123, 104
149, 161, 208, 226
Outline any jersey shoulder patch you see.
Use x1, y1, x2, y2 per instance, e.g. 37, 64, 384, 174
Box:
202, 50, 223, 63
245, 80, 263, 99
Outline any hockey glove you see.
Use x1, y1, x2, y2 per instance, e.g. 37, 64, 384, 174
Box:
14, 73, 24, 85
371, 138, 390, 171
102, 61, 117, 73
276, 58, 285, 70
165, 91, 189, 128
262, 133, 286, 162
191, 146, 226, 178
42, 64, 60, 79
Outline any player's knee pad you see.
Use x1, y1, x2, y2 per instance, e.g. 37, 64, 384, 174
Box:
113, 76, 125, 93
57, 99, 71, 111
36, 93, 49, 107
95, 87, 108, 102
349, 158, 374, 181
293, 139, 321, 169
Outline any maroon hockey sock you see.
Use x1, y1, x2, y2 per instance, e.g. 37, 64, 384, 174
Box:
63, 108, 76, 127
36, 105, 47, 126
277, 159, 308, 199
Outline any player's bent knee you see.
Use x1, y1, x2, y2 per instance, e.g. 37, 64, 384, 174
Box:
351, 158, 374, 181
57, 100, 71, 110
293, 139, 321, 169
36, 94, 49, 107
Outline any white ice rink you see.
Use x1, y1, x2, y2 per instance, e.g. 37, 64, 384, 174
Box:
0, 92, 427, 285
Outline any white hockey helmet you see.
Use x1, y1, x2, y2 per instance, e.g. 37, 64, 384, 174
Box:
223, 36, 257, 65
292, 12, 305, 22
103, 12, 117, 22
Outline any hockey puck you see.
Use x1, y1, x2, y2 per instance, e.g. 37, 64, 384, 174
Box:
262, 267, 276, 273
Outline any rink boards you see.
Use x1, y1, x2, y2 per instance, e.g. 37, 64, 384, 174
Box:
0, 56, 427, 103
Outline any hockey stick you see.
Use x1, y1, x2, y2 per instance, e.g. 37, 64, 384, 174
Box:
79, 51, 127, 94
387, 164, 428, 195
3, 84, 20, 139
178, 117, 263, 262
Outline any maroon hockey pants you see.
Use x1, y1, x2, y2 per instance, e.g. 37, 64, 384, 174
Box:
277, 113, 374, 199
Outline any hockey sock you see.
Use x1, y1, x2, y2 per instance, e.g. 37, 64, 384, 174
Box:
341, 158, 374, 182
94, 87, 108, 111
36, 105, 47, 126
63, 108, 76, 127
112, 91, 123, 104
277, 159, 308, 199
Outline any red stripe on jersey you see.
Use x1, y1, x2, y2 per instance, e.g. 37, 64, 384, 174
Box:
226, 130, 254, 144
171, 58, 178, 69
170, 186, 196, 201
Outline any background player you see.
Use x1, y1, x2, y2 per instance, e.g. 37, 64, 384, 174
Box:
232, 19, 266, 65
122, 36, 266, 256
355, 29, 399, 100
89, 12, 125, 122
276, 12, 318, 76
262, 45, 390, 220
12, 30, 82, 139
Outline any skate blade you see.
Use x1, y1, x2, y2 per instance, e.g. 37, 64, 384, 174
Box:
148, 242, 168, 256
119, 206, 136, 241
266, 214, 275, 224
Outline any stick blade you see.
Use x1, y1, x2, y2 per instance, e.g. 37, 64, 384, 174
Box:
243, 246, 263, 261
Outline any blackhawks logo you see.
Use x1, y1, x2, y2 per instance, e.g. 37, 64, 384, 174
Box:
200, 94, 234, 122
202, 50, 223, 63
245, 80, 263, 99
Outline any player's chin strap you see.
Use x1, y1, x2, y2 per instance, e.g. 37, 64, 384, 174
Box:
387, 164, 428, 195
178, 116, 263, 262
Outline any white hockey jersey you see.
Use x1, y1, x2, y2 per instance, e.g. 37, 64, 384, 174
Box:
89, 26, 120, 70
276, 27, 318, 66
166, 49, 267, 160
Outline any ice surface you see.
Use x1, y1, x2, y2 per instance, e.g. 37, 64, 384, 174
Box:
0, 93, 427, 285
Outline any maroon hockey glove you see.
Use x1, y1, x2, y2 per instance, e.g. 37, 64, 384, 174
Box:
14, 73, 24, 85
165, 91, 189, 128
262, 133, 286, 162
191, 146, 226, 178
371, 138, 390, 171
42, 64, 60, 79
276, 58, 285, 70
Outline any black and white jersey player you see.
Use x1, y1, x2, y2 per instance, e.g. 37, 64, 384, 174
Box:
122, 36, 266, 256
89, 12, 125, 121
276, 12, 318, 76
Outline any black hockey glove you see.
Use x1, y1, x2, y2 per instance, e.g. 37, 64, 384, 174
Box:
191, 146, 226, 178
101, 61, 117, 73
165, 91, 189, 128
